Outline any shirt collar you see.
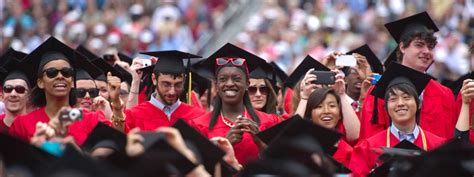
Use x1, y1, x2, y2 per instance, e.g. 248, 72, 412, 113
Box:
149, 92, 181, 112
390, 124, 420, 142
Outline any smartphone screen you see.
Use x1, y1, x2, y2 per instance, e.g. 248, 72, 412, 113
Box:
336, 55, 357, 67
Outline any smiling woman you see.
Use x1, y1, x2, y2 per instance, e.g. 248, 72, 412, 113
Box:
189, 43, 280, 165
8, 37, 120, 146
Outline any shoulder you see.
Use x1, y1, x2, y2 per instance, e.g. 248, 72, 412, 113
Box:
363, 129, 388, 147
422, 129, 446, 146
426, 79, 454, 97
191, 112, 213, 126
254, 110, 280, 129
127, 101, 154, 112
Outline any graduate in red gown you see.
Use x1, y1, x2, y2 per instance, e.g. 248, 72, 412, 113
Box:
359, 12, 457, 140
123, 51, 205, 133
0, 49, 29, 133
293, 67, 361, 166
8, 37, 125, 146
349, 63, 446, 177
454, 78, 474, 144
189, 43, 280, 165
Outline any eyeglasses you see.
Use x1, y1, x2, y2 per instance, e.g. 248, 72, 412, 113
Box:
216, 57, 246, 66
76, 88, 99, 98
42, 67, 74, 78
2, 85, 27, 94
248, 86, 268, 95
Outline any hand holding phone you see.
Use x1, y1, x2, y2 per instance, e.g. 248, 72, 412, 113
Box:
310, 71, 336, 85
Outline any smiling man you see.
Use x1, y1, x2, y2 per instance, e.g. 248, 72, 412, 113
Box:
123, 51, 205, 132
349, 63, 445, 177
359, 12, 457, 140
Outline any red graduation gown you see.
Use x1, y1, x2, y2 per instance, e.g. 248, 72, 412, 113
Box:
189, 110, 280, 165
9, 107, 111, 145
349, 128, 445, 177
333, 139, 353, 167
283, 88, 293, 117
124, 101, 205, 133
0, 114, 8, 133
359, 80, 457, 140
454, 93, 474, 144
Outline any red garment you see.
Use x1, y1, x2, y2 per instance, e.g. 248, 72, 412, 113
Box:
359, 80, 456, 140
9, 107, 111, 145
189, 110, 280, 165
138, 85, 148, 104
124, 101, 205, 133
333, 139, 353, 167
349, 128, 445, 177
0, 114, 8, 133
283, 88, 293, 116
190, 91, 205, 111
454, 93, 474, 144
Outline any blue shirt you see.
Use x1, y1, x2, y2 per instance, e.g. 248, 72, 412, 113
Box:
390, 124, 420, 143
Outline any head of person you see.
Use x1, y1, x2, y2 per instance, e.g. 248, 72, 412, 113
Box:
94, 76, 109, 100
31, 51, 76, 107
2, 71, 30, 114
152, 71, 185, 105
120, 81, 130, 102
304, 88, 342, 129
344, 67, 362, 99
248, 78, 277, 114
383, 77, 421, 126
75, 70, 99, 110
387, 12, 438, 73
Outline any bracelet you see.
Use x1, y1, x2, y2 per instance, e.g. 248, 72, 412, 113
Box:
300, 97, 308, 100
130, 90, 139, 94
110, 99, 124, 110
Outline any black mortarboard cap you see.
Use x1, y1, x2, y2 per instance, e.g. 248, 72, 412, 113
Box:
0, 55, 30, 87
284, 55, 330, 88
256, 115, 341, 154
140, 50, 201, 74
370, 62, 431, 99
270, 62, 288, 85
138, 131, 197, 175
172, 119, 225, 174
346, 44, 384, 74
0, 47, 27, 66
199, 43, 268, 76
0, 133, 56, 174
81, 122, 127, 154
113, 65, 134, 85
326, 154, 352, 174
118, 52, 133, 65
250, 62, 274, 81
238, 158, 313, 177
383, 47, 398, 68
384, 11, 439, 43
449, 72, 474, 97
76, 45, 100, 61
39, 144, 128, 177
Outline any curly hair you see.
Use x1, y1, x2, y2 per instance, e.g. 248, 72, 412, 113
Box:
396, 30, 438, 62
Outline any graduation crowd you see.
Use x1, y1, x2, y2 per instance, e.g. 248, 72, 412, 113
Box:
0, 6, 474, 177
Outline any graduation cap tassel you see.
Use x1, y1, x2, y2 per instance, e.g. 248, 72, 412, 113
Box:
188, 71, 192, 105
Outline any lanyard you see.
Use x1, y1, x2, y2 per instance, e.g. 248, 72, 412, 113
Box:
386, 127, 427, 151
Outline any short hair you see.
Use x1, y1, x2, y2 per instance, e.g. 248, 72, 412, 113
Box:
397, 30, 438, 62
383, 83, 421, 124
304, 88, 341, 121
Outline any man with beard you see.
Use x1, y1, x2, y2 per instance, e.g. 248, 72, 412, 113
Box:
123, 51, 205, 133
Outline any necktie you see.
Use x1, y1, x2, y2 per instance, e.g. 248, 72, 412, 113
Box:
163, 106, 172, 118
351, 101, 359, 111
399, 132, 415, 142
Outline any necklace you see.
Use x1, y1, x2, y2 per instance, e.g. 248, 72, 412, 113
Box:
220, 109, 247, 128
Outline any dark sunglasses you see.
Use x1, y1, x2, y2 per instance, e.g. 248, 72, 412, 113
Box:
42, 67, 74, 78
76, 88, 99, 98
248, 86, 268, 95
2, 85, 27, 94
216, 58, 246, 66
120, 89, 129, 96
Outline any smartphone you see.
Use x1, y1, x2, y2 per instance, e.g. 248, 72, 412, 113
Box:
141, 59, 152, 67
372, 74, 382, 85
103, 54, 115, 62
59, 108, 83, 125
310, 71, 336, 85
336, 55, 357, 67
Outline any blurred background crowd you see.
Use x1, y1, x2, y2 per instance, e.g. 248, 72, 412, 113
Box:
1, 0, 474, 84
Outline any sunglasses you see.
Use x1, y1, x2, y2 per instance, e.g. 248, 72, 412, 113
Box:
248, 86, 268, 95
2, 85, 27, 94
216, 58, 246, 66
120, 89, 129, 96
42, 67, 74, 78
76, 88, 99, 98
